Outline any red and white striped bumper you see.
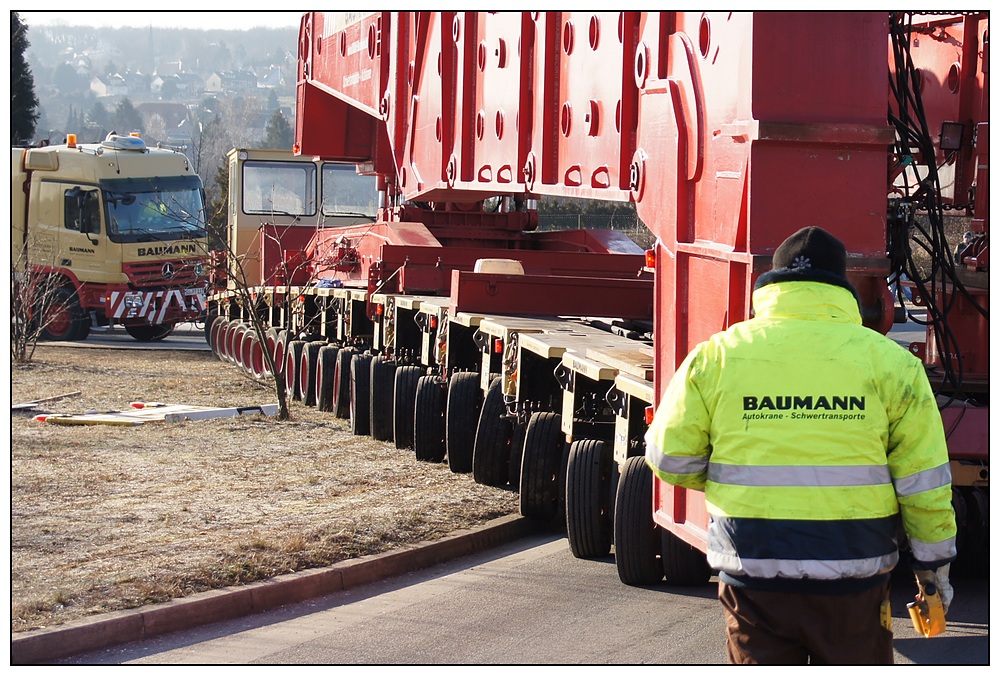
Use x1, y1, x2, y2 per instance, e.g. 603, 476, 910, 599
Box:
107, 288, 207, 324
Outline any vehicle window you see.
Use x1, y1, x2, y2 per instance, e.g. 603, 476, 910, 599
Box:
322, 164, 378, 219
243, 160, 317, 216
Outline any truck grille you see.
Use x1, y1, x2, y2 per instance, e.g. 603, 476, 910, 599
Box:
123, 258, 204, 288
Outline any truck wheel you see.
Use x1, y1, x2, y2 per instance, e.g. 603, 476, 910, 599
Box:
446, 372, 482, 474
125, 323, 175, 342
413, 375, 446, 462
316, 345, 339, 412
614, 456, 664, 586
519, 412, 565, 528
332, 347, 355, 419
566, 439, 614, 559
40, 287, 89, 341
472, 378, 512, 486
393, 366, 423, 450
300, 341, 324, 407
370, 356, 397, 442
350, 353, 373, 435
661, 530, 712, 586
285, 340, 306, 401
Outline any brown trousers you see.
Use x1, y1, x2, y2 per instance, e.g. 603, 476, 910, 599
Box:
719, 580, 894, 665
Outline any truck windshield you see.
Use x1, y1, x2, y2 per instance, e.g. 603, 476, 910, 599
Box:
321, 164, 378, 220
102, 176, 207, 244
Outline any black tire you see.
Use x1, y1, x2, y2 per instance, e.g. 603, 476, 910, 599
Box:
661, 529, 712, 586
393, 366, 423, 450
332, 347, 355, 419
124, 323, 175, 342
519, 412, 566, 527
472, 378, 513, 486
614, 456, 664, 586
350, 352, 373, 436
413, 375, 446, 462
370, 355, 397, 442
566, 439, 614, 559
316, 345, 339, 412
446, 372, 482, 474
285, 340, 306, 401
300, 341, 324, 407
40, 287, 90, 341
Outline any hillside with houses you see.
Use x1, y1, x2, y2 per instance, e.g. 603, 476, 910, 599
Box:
22, 19, 298, 152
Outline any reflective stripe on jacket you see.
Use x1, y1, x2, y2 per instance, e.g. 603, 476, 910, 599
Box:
645, 281, 957, 582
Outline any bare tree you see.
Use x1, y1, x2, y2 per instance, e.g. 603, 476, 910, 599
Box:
10, 242, 75, 364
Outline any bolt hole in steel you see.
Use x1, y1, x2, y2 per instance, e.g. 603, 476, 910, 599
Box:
561, 103, 573, 137
563, 20, 575, 54
699, 14, 711, 57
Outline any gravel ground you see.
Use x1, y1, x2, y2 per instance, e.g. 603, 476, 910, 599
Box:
10, 344, 519, 633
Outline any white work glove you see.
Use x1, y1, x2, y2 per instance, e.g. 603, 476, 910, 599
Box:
914, 563, 954, 614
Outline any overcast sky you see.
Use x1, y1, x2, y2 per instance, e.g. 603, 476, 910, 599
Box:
18, 11, 304, 31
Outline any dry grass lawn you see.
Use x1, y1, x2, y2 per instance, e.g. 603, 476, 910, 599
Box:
10, 343, 519, 633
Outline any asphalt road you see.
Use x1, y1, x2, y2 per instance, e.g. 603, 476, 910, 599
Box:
44, 322, 211, 351
55, 533, 989, 665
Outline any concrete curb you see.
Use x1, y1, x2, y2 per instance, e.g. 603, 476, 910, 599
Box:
11, 514, 538, 665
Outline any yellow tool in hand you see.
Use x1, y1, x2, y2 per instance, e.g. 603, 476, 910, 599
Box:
907, 582, 946, 638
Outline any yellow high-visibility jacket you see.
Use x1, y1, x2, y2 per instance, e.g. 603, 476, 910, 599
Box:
645, 281, 956, 588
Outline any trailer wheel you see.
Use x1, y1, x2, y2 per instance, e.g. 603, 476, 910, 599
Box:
472, 378, 512, 486
413, 375, 446, 462
446, 372, 482, 474
125, 323, 175, 342
614, 456, 664, 586
224, 320, 243, 364
566, 439, 614, 559
203, 310, 218, 345
238, 327, 254, 375
370, 355, 396, 442
300, 341, 324, 407
285, 340, 307, 401
661, 529, 712, 586
209, 315, 227, 357
265, 328, 279, 365
249, 334, 269, 379
316, 345, 339, 412
273, 330, 290, 378
332, 347, 355, 419
393, 366, 423, 450
350, 352, 374, 436
519, 412, 565, 527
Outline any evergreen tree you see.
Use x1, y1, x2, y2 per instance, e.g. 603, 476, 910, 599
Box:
112, 97, 144, 135
263, 109, 293, 150
11, 12, 40, 144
